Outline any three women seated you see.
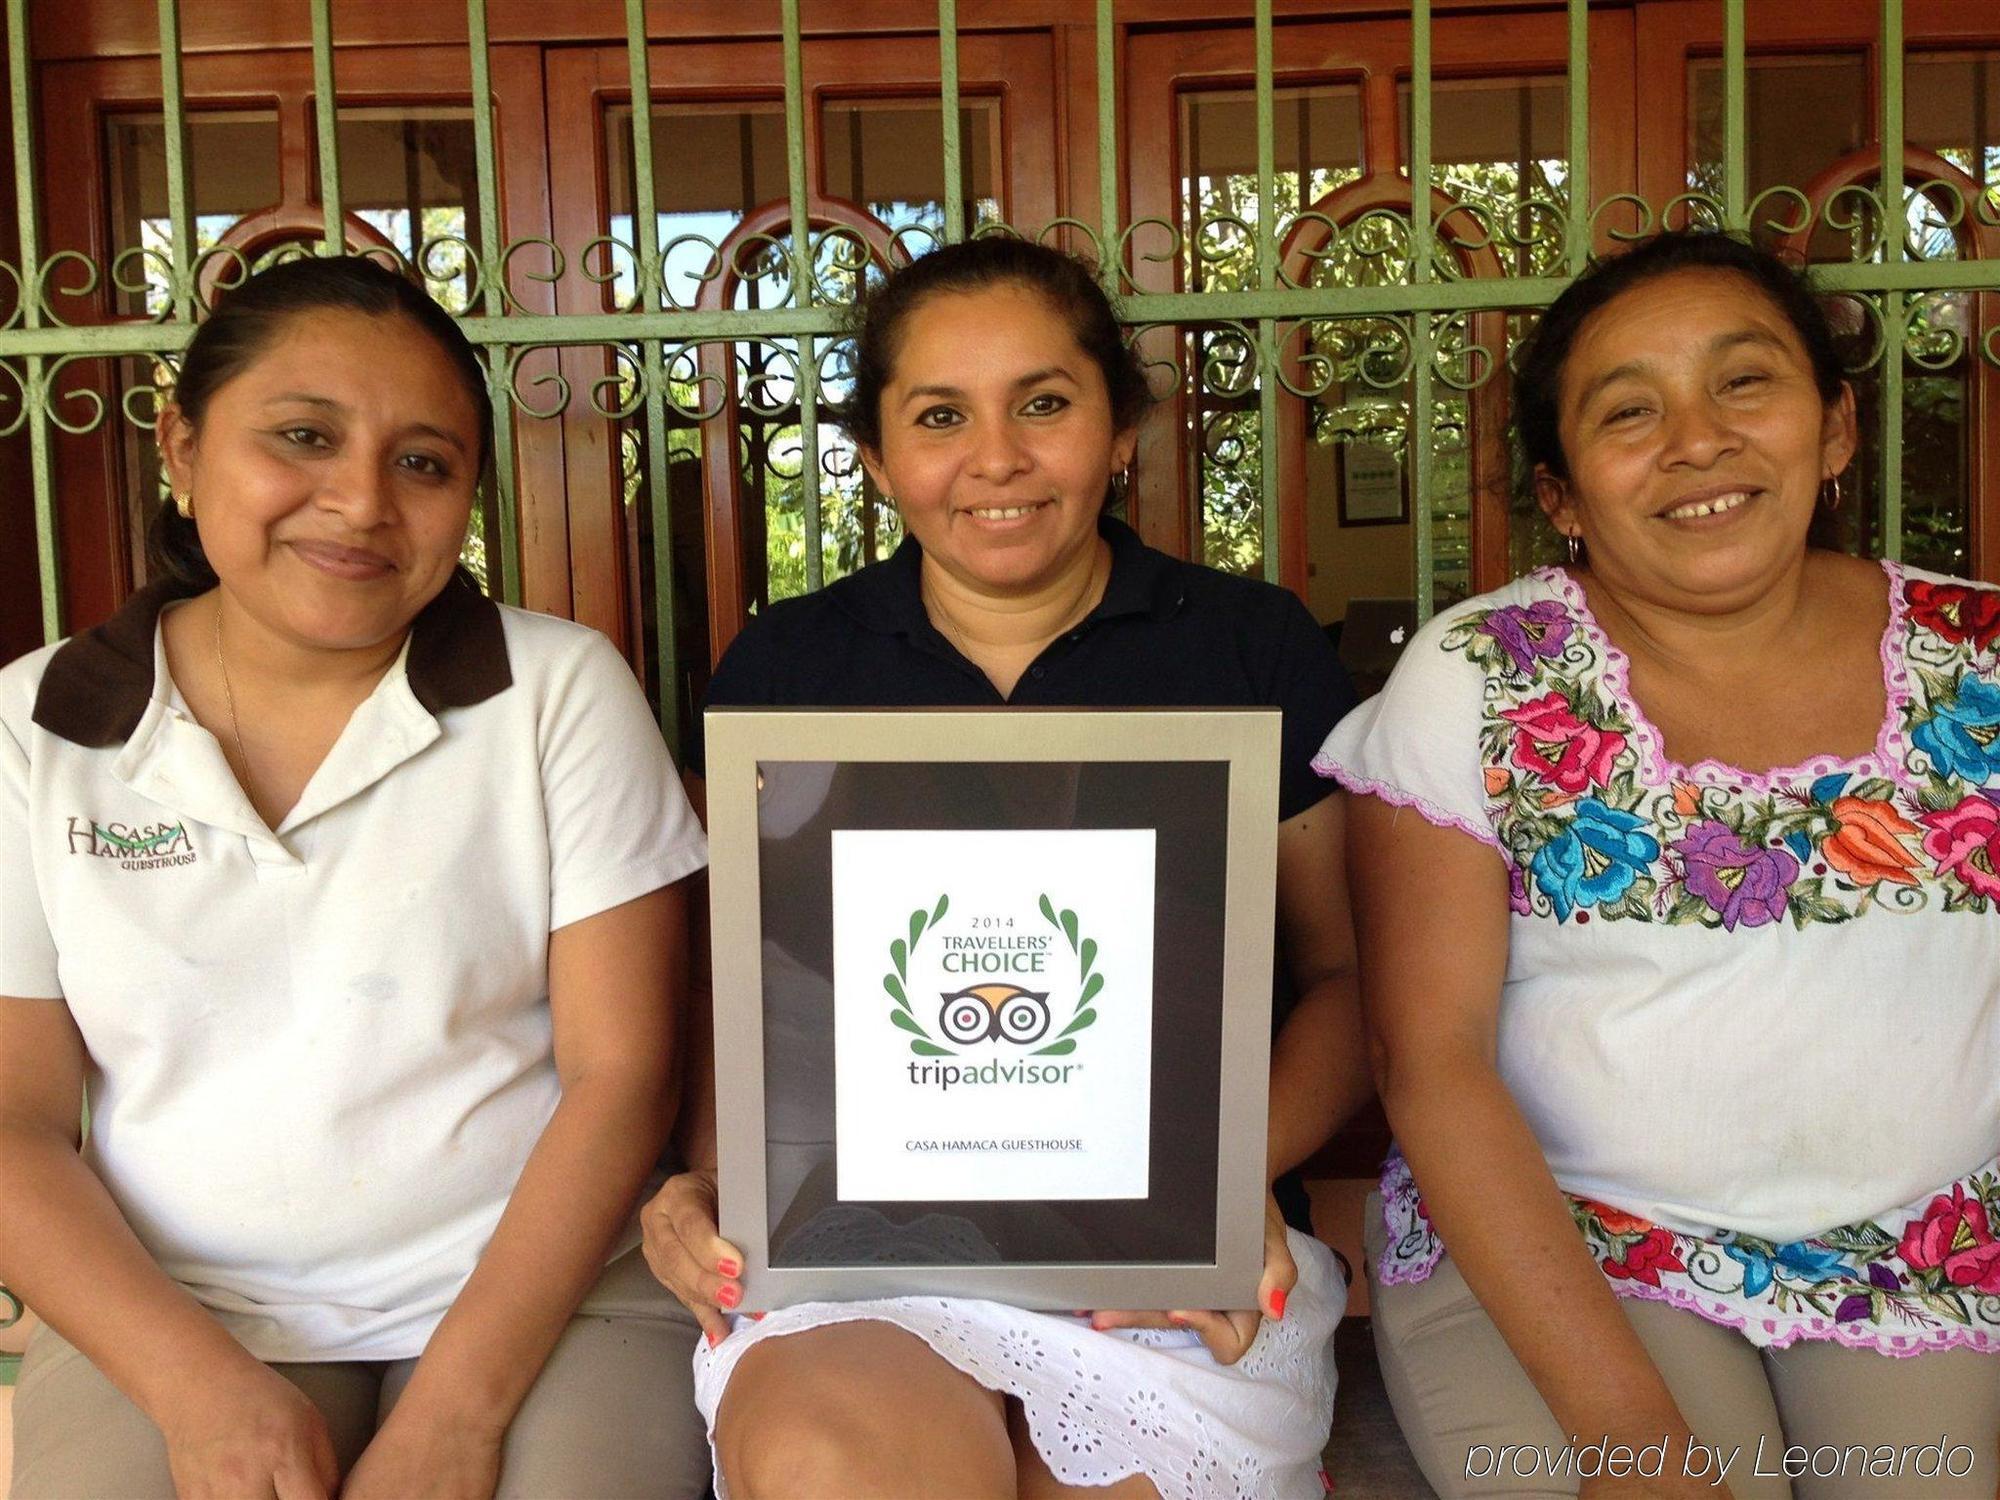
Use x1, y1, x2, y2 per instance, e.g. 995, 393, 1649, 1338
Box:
0, 226, 1994, 1500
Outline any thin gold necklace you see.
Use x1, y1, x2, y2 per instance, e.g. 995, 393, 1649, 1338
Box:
923, 546, 1108, 660
925, 584, 976, 658
212, 605, 252, 779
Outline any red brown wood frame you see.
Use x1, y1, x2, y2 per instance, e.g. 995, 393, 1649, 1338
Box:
28, 1, 1685, 63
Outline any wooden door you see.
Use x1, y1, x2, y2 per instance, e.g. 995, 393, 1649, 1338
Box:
1637, 0, 2000, 582
1123, 8, 1637, 627
542, 27, 1062, 719
34, 41, 561, 633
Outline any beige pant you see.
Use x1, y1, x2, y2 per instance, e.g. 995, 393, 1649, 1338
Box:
9, 1248, 709, 1500
1365, 1194, 2000, 1500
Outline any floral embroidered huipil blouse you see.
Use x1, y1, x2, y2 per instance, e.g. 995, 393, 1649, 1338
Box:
1315, 562, 2000, 1356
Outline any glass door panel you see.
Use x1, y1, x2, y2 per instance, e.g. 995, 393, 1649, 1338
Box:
103, 109, 284, 582
1127, 9, 1636, 632
107, 110, 284, 316
821, 96, 1004, 244
320, 108, 486, 311
1179, 84, 1365, 587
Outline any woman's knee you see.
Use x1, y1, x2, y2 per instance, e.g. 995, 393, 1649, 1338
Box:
714, 1324, 1011, 1498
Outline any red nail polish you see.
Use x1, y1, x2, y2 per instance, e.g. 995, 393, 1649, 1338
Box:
717, 1257, 741, 1278
1269, 1287, 1288, 1320
1167, 1313, 1189, 1327
717, 1282, 741, 1309
750, 1310, 766, 1321
705, 1329, 720, 1349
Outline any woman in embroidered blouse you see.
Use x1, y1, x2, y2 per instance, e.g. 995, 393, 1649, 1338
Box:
1319, 230, 2000, 1500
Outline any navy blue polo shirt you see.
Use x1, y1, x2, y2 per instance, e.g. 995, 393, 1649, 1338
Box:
698, 516, 1358, 1231
699, 516, 1355, 822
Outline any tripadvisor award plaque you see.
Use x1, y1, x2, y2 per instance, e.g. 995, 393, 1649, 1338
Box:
705, 709, 1280, 1311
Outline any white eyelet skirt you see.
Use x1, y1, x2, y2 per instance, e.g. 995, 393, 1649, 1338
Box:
692, 1227, 1344, 1499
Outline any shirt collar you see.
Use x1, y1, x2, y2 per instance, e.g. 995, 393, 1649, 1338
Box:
32, 576, 513, 749
831, 514, 1184, 638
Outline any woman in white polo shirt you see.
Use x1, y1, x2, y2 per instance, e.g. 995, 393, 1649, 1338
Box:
0, 256, 711, 1499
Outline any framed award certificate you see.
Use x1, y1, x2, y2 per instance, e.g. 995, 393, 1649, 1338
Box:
705, 708, 1280, 1311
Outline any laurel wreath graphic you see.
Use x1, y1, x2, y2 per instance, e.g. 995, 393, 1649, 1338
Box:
1034, 894, 1104, 1056
881, 891, 1106, 1058
883, 893, 956, 1056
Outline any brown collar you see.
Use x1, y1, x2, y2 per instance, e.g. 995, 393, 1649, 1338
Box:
32, 578, 514, 749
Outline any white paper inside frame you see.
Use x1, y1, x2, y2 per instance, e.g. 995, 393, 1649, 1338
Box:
831, 828, 1157, 1202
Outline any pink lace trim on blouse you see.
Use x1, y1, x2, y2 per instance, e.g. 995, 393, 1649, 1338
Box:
1536, 560, 1914, 794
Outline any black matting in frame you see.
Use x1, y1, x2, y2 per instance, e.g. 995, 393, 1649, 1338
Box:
754, 759, 1229, 1269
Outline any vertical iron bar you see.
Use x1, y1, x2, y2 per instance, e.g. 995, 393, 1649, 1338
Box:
1253, 0, 1275, 293
465, 0, 521, 603
781, 0, 823, 594
1723, 0, 1745, 228
1411, 0, 1436, 621
1566, 0, 1589, 273
156, 0, 193, 323
9, 0, 58, 640
1254, 0, 1278, 583
1096, 0, 1117, 291
311, 0, 343, 251
1879, 0, 1904, 561
938, 0, 963, 243
624, 0, 682, 746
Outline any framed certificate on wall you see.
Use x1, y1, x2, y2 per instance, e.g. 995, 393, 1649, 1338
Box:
705, 708, 1281, 1312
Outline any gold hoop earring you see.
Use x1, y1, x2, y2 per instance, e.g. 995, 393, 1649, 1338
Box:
174, 490, 194, 519
1820, 473, 1844, 512
1566, 531, 1581, 567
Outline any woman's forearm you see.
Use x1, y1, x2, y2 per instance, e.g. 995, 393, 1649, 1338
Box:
1266, 982, 1372, 1181
673, 976, 717, 1171
1382, 1054, 1689, 1442
0, 1120, 259, 1423
389, 1066, 674, 1433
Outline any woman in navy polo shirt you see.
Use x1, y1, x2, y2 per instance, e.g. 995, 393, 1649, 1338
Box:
642, 238, 1368, 1498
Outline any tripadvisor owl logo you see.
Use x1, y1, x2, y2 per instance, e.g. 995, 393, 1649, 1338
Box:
882, 893, 1105, 1084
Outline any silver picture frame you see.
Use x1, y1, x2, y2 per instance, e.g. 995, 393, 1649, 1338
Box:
706, 707, 1281, 1312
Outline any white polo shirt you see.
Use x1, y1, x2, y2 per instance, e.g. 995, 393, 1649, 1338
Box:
0, 580, 707, 1362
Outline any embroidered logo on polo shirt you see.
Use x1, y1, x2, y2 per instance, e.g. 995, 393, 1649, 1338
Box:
65, 817, 197, 871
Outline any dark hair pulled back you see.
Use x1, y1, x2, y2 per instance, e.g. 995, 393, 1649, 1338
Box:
839, 237, 1152, 455
1514, 230, 1847, 483
147, 252, 493, 592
